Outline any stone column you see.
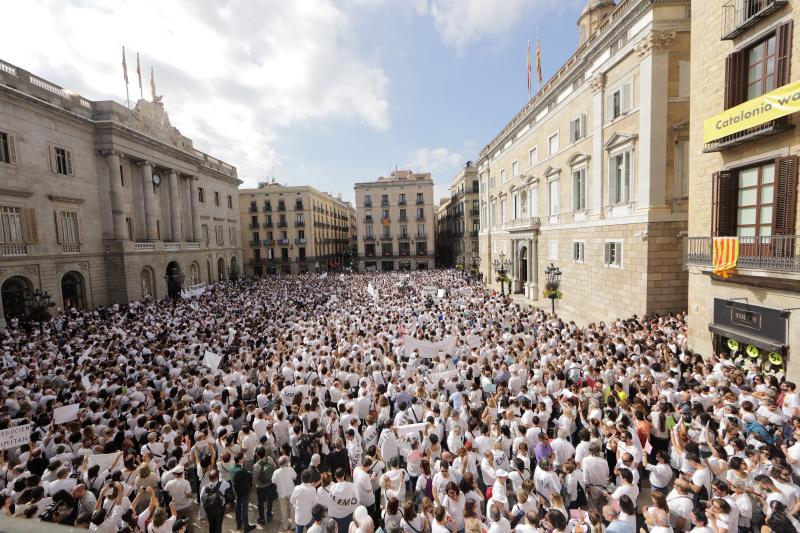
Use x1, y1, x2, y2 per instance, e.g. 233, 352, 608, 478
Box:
590, 73, 606, 217
189, 177, 201, 243
168, 170, 182, 241
531, 236, 539, 292
138, 161, 158, 240
103, 151, 126, 240
527, 238, 534, 283
635, 30, 674, 211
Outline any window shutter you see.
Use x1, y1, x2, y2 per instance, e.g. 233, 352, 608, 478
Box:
21, 208, 38, 243
609, 158, 618, 204
48, 145, 57, 173
724, 51, 746, 109
604, 242, 610, 264
569, 120, 576, 142
776, 20, 794, 87
53, 210, 64, 243
605, 93, 614, 122
8, 134, 17, 164
711, 170, 736, 236
774, 156, 798, 236
580, 113, 587, 138
622, 81, 632, 113
65, 150, 73, 175
76, 213, 84, 243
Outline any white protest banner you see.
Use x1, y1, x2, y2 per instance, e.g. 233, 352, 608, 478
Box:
88, 451, 123, 472
0, 424, 31, 450
320, 272, 328, 280
54, 404, 80, 424
339, 274, 345, 281
367, 283, 379, 301
420, 286, 438, 298
81, 374, 92, 390
403, 335, 457, 358
428, 369, 458, 384
203, 351, 222, 371
395, 422, 427, 437
437, 289, 445, 298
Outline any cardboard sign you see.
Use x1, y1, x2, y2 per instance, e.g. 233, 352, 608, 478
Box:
53, 404, 80, 424
0, 424, 31, 450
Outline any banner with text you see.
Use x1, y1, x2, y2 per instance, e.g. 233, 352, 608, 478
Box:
0, 424, 31, 450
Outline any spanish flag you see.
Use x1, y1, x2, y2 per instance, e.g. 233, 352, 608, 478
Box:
527, 39, 532, 98
713, 237, 739, 278
536, 35, 543, 85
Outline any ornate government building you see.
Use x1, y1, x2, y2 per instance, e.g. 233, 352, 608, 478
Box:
478, 0, 691, 321
0, 59, 242, 322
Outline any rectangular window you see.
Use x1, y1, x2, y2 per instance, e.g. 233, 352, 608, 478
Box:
120, 165, 125, 187
500, 199, 506, 222
572, 241, 585, 263
416, 192, 424, 205
216, 225, 224, 245
382, 225, 391, 238
747, 34, 777, 100
299, 247, 306, 259
214, 191, 220, 206
202, 224, 209, 245
366, 226, 373, 237
416, 207, 424, 219
604, 241, 623, 267
549, 180, 559, 216
570, 114, 587, 142
513, 194, 519, 219
725, 22, 792, 109
50, 146, 73, 175
400, 225, 408, 236
609, 151, 631, 205
0, 206, 23, 243
399, 193, 406, 205
572, 168, 586, 211
530, 187, 539, 217
227, 195, 233, 209
381, 194, 389, 206
548, 132, 559, 155
364, 194, 372, 207
736, 163, 775, 237
529, 147, 538, 166
0, 132, 17, 164
296, 213, 305, 224
417, 223, 425, 236
126, 217, 134, 240
606, 81, 632, 121
674, 138, 689, 198
198, 187, 205, 203
548, 240, 559, 261
382, 209, 389, 219
512, 161, 519, 176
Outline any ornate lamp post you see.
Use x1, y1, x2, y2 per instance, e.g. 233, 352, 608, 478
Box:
543, 262, 562, 315
227, 264, 240, 281
471, 252, 481, 280
23, 288, 55, 322
164, 270, 186, 298
455, 254, 465, 275
492, 251, 511, 296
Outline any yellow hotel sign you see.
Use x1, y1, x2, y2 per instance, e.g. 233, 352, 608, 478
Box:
703, 80, 800, 144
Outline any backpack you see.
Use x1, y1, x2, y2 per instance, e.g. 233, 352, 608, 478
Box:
202, 482, 225, 518
257, 459, 275, 486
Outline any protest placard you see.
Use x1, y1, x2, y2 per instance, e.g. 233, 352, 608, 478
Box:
0, 424, 31, 450
203, 351, 222, 371
88, 451, 123, 472
53, 404, 80, 424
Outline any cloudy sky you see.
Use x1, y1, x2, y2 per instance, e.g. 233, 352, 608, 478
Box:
3, 0, 585, 202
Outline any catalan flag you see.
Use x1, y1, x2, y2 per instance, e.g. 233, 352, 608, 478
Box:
536, 34, 543, 86
527, 39, 532, 98
122, 46, 128, 84
713, 237, 739, 278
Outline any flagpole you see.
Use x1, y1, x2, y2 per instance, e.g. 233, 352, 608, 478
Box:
122, 46, 130, 109
537, 26, 541, 93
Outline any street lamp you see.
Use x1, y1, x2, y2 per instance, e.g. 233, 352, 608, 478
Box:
23, 288, 55, 322
543, 262, 562, 315
455, 255, 465, 274
492, 251, 511, 296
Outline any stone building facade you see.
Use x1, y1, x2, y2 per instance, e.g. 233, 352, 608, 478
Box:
0, 59, 242, 322
477, 0, 690, 323
354, 170, 436, 272
687, 0, 800, 379
435, 163, 480, 269
239, 182, 356, 275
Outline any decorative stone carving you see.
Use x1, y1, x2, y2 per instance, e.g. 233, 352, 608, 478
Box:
589, 72, 606, 94
131, 99, 182, 146
520, 191, 528, 215
23, 265, 39, 277
635, 30, 677, 57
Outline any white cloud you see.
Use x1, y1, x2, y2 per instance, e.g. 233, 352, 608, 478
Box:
0, 0, 390, 187
407, 147, 466, 201
417, 0, 569, 51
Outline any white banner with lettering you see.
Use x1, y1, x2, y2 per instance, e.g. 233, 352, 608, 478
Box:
402, 335, 457, 358
395, 422, 427, 437
367, 283, 379, 301
53, 404, 80, 424
427, 369, 458, 385
88, 451, 123, 472
0, 424, 31, 450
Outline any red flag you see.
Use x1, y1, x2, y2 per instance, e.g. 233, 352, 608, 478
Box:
536, 36, 543, 85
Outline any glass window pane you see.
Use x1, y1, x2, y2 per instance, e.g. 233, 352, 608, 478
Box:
766, 75, 775, 92
738, 188, 758, 205
738, 226, 756, 237
748, 65, 760, 84
759, 224, 773, 236
748, 85, 759, 99
766, 57, 775, 75
760, 205, 773, 223
739, 168, 759, 187
737, 206, 756, 225
748, 47, 759, 65
762, 164, 775, 184
761, 184, 774, 203
767, 37, 775, 55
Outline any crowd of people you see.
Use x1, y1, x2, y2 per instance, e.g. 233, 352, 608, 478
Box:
0, 270, 798, 533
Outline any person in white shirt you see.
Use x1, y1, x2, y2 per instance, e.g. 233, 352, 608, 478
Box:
354, 458, 376, 516
291, 469, 320, 533
329, 467, 359, 533
644, 451, 674, 493
163, 466, 194, 527
581, 443, 609, 508
273, 455, 299, 530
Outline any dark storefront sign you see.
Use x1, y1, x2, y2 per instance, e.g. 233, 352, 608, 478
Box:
710, 298, 788, 351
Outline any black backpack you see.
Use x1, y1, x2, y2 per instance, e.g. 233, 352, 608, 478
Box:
202, 482, 225, 518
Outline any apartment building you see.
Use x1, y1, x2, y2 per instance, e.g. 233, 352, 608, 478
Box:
354, 170, 436, 271
0, 59, 241, 322
687, 0, 800, 379
240, 182, 356, 275
478, 0, 690, 322
436, 163, 480, 268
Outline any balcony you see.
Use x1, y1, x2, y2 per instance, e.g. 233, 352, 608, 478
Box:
470, 208, 479, 216
382, 234, 393, 240
276, 238, 290, 245
503, 216, 541, 232
416, 233, 428, 240
365, 251, 376, 257
295, 238, 307, 245
61, 243, 80, 254
263, 239, 275, 246
263, 205, 272, 212
398, 234, 410, 241
381, 201, 390, 207
263, 222, 273, 228
416, 250, 429, 256
278, 221, 288, 228
687, 235, 800, 272
470, 230, 479, 237
183, 242, 200, 250
162, 242, 179, 252
721, 0, 787, 40
416, 199, 424, 205
248, 240, 260, 247
364, 202, 373, 208
399, 216, 408, 222
248, 222, 259, 229
382, 251, 393, 257
295, 204, 304, 211
0, 243, 28, 256
416, 215, 425, 221
277, 204, 286, 211
295, 220, 306, 227
248, 205, 258, 213
363, 235, 375, 241
399, 199, 407, 206
364, 217, 374, 224
399, 250, 411, 257
704, 117, 792, 152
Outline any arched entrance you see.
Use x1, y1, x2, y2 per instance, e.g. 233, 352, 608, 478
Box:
217, 257, 226, 281
61, 271, 86, 310
165, 261, 183, 299
1, 276, 33, 322
140, 268, 155, 300
229, 256, 239, 280
206, 260, 212, 283
519, 246, 528, 283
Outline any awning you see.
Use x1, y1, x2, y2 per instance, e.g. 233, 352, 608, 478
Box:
708, 323, 786, 352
